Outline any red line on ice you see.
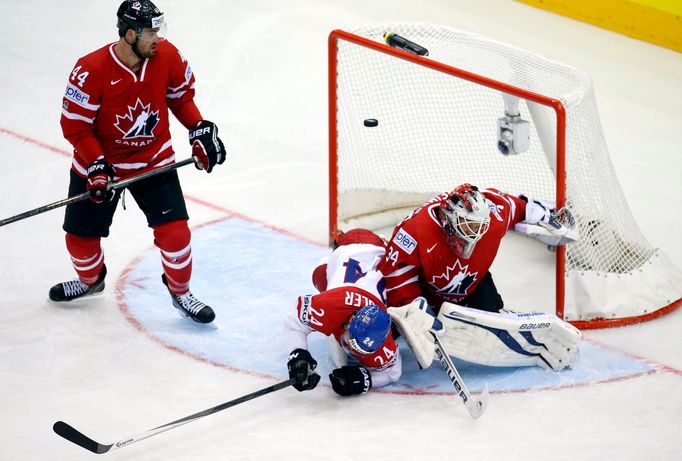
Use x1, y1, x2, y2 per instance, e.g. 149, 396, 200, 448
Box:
4, 127, 681, 396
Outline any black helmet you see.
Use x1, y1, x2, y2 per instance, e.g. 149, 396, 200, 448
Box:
117, 0, 164, 37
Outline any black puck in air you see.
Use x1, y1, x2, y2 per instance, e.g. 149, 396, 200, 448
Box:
363, 118, 378, 127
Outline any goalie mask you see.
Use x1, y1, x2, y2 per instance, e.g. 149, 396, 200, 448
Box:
436, 184, 491, 258
343, 305, 391, 355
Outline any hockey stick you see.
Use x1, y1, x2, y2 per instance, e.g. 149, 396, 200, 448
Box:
431, 332, 489, 419
53, 378, 296, 454
0, 157, 197, 228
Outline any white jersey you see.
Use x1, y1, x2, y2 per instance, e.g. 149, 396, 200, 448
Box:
324, 243, 386, 303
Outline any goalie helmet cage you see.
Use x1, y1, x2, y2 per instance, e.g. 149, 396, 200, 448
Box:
327, 24, 682, 330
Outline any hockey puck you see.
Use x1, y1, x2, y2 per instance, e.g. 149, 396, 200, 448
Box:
363, 118, 378, 127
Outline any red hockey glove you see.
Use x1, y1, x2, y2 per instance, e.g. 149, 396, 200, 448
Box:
189, 120, 226, 173
86, 159, 115, 204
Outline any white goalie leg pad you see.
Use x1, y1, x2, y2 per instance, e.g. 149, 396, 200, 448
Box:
437, 303, 582, 371
388, 301, 438, 369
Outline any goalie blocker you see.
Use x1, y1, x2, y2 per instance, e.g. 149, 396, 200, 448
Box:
389, 301, 581, 371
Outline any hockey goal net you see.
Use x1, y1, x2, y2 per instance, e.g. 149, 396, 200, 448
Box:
328, 24, 682, 329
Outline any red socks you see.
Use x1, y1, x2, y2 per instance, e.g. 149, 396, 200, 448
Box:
66, 220, 192, 294
154, 220, 192, 295
65, 233, 104, 286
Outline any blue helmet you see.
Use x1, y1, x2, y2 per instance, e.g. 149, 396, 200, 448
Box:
347, 305, 391, 355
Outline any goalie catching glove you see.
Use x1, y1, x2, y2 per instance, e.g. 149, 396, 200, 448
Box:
388, 297, 445, 369
436, 302, 582, 371
514, 195, 579, 246
287, 348, 320, 392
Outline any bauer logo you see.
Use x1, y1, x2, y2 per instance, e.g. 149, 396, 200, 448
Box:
64, 83, 90, 106
393, 229, 417, 254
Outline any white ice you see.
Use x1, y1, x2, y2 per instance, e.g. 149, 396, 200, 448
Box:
1, 1, 681, 460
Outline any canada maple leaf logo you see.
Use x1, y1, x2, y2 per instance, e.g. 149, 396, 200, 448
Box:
430, 259, 478, 296
114, 98, 159, 139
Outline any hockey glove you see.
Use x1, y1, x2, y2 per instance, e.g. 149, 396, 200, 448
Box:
517, 196, 579, 246
86, 159, 115, 204
189, 120, 226, 173
519, 194, 552, 224
287, 348, 320, 392
539, 207, 579, 245
329, 366, 372, 396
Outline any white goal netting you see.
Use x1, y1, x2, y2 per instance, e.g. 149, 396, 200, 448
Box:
330, 23, 681, 326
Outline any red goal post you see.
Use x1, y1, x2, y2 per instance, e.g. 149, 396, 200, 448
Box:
328, 25, 682, 329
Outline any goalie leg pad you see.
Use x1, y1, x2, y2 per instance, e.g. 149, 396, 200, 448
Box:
437, 303, 582, 371
388, 300, 439, 369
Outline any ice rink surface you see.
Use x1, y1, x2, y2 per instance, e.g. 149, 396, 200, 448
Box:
1, 1, 681, 460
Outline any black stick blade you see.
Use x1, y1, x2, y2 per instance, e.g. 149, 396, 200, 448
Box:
53, 421, 112, 454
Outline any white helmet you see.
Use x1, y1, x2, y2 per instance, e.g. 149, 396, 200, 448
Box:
436, 184, 491, 258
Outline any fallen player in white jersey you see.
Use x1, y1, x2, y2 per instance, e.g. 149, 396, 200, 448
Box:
283, 229, 402, 396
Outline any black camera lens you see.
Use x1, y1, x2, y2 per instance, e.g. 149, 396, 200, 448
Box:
498, 141, 510, 155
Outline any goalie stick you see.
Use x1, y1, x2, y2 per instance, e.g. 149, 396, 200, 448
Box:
431, 332, 489, 419
0, 157, 197, 228
53, 378, 296, 455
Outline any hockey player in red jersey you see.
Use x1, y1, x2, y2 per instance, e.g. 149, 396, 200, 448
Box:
49, 0, 226, 323
379, 183, 574, 312
284, 229, 406, 396
379, 184, 581, 373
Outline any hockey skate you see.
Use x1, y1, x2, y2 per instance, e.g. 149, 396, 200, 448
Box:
161, 274, 215, 324
49, 265, 107, 302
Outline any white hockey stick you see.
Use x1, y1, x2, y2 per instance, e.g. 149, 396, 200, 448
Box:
53, 378, 295, 454
431, 332, 489, 419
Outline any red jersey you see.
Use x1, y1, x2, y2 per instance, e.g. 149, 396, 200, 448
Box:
60, 39, 201, 179
378, 188, 527, 308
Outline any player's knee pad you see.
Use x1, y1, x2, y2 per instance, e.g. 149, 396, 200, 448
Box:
153, 219, 191, 252
65, 233, 101, 258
